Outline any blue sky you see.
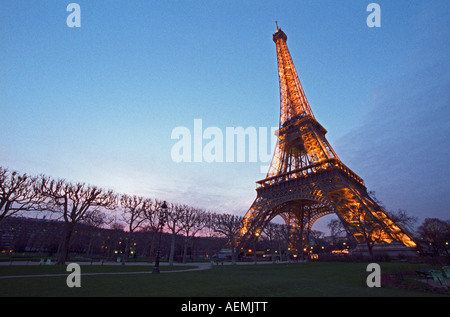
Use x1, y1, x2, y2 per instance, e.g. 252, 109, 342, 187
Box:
1, 1, 448, 232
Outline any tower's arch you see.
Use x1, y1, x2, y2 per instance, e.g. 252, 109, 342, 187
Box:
236, 25, 418, 253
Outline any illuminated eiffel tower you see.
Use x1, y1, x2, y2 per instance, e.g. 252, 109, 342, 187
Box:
237, 25, 417, 256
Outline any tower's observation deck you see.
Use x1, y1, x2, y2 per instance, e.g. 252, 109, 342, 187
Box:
237, 25, 417, 254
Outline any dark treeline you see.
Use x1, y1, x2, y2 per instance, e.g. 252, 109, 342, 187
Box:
0, 166, 290, 265
0, 216, 227, 264
1, 166, 449, 265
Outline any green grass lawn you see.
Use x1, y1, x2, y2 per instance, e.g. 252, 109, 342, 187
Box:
0, 262, 448, 297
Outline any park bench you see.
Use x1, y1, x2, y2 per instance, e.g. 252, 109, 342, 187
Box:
416, 269, 447, 286
442, 266, 450, 278
39, 258, 52, 265
416, 269, 433, 282
429, 270, 447, 286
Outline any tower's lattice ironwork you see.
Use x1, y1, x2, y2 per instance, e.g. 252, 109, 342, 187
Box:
237, 26, 417, 255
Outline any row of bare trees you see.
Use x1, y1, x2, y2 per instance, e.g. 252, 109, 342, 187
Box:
2, 166, 448, 263
0, 166, 248, 265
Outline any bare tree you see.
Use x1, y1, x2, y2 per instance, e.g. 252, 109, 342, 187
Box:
368, 190, 386, 209
354, 209, 397, 259
277, 222, 293, 261
104, 221, 125, 259
141, 199, 165, 259
327, 218, 347, 241
119, 194, 150, 264
366, 191, 420, 256
211, 213, 243, 264
0, 167, 43, 224
388, 209, 418, 234
274, 223, 291, 261
417, 218, 450, 255
82, 210, 110, 257
309, 229, 325, 251
166, 203, 186, 265
37, 176, 117, 264
261, 222, 279, 263
180, 207, 208, 263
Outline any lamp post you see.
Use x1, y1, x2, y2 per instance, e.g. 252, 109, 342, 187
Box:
152, 200, 168, 274
253, 231, 259, 264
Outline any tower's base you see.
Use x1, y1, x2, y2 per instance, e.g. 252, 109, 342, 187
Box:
350, 242, 419, 259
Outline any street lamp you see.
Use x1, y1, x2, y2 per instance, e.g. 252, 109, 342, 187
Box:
253, 231, 260, 264
152, 200, 168, 274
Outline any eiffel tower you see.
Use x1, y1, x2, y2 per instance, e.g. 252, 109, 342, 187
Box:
237, 25, 417, 255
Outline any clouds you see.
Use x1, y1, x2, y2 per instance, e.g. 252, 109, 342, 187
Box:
328, 2, 450, 224
334, 55, 449, 223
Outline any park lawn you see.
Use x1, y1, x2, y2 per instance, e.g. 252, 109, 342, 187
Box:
0, 264, 196, 276
0, 262, 447, 297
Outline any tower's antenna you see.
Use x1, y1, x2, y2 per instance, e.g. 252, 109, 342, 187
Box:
236, 28, 418, 254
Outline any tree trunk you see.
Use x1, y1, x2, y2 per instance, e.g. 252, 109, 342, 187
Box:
182, 237, 189, 264
169, 233, 176, 266
122, 231, 134, 265
145, 231, 157, 260
230, 237, 236, 265
57, 223, 74, 265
